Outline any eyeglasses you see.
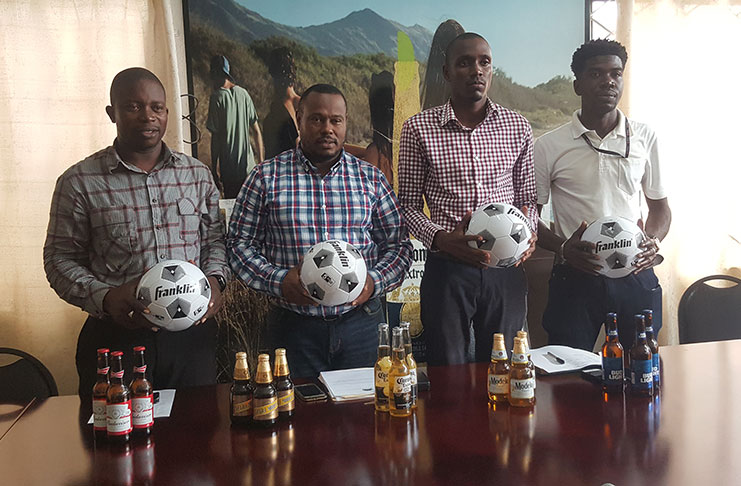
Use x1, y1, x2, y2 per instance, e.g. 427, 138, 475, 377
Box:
581, 117, 630, 158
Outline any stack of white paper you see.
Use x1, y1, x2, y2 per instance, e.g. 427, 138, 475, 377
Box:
530, 345, 602, 375
318, 367, 375, 402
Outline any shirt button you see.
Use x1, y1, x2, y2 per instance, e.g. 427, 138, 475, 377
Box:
152, 198, 157, 203
156, 225, 161, 230
160, 254, 167, 259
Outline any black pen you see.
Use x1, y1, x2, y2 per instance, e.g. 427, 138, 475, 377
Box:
547, 351, 565, 364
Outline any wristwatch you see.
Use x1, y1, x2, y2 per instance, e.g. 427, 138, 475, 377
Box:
210, 274, 227, 292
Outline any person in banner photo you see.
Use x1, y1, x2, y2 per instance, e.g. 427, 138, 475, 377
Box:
534, 39, 671, 351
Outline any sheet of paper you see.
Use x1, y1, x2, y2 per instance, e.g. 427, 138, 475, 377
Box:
87, 388, 176, 424
318, 367, 375, 401
530, 345, 602, 375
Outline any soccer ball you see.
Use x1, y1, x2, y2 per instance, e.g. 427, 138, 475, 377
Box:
465, 203, 533, 268
136, 260, 212, 331
581, 216, 645, 279
300, 240, 367, 307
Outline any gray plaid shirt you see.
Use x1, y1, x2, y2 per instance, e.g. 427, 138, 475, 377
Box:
43, 143, 229, 318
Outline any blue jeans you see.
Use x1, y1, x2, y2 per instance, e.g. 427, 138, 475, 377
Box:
263, 298, 385, 379
543, 264, 663, 351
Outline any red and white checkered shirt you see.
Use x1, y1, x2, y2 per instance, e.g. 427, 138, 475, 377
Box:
398, 99, 538, 249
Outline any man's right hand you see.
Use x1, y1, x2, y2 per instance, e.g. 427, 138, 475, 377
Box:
281, 265, 318, 306
433, 212, 491, 268
102, 279, 153, 330
562, 221, 601, 275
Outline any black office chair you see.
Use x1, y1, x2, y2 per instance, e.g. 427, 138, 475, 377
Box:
678, 275, 741, 344
0, 348, 58, 404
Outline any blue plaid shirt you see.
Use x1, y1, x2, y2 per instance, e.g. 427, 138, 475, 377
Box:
227, 148, 413, 317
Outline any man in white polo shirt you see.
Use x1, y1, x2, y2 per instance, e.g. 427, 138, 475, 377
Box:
534, 39, 671, 350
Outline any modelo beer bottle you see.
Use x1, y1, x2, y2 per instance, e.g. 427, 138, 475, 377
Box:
253, 353, 278, 427
400, 322, 418, 409
374, 323, 391, 412
630, 314, 654, 397
517, 330, 535, 389
274, 348, 295, 420
601, 313, 624, 393
231, 352, 254, 426
509, 337, 536, 407
388, 327, 412, 417
488, 333, 510, 403
129, 346, 154, 437
106, 351, 133, 443
92, 348, 110, 441
643, 309, 660, 390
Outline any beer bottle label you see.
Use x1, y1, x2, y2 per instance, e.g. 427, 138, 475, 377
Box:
93, 398, 107, 430
512, 353, 528, 364
392, 375, 412, 410
652, 354, 660, 383
409, 369, 418, 402
602, 357, 624, 385
253, 397, 278, 421
510, 378, 535, 399
106, 401, 133, 435
488, 373, 509, 395
630, 359, 654, 390
278, 389, 295, 412
607, 328, 618, 337
375, 368, 389, 404
132, 395, 154, 428
375, 369, 388, 388
232, 395, 252, 416
491, 349, 506, 360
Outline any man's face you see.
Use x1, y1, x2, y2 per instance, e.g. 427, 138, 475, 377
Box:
297, 92, 347, 164
106, 78, 168, 152
443, 37, 493, 103
574, 55, 624, 114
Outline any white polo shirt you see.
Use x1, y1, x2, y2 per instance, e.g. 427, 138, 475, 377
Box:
534, 110, 666, 239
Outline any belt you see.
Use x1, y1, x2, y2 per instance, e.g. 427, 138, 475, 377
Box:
272, 297, 379, 322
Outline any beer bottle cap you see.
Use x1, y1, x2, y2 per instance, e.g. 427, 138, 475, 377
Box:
97, 348, 110, 354
133, 346, 146, 352
275, 348, 286, 357
235, 352, 247, 360
111, 351, 123, 357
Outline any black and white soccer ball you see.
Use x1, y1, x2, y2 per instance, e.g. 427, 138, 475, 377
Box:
136, 260, 211, 331
465, 203, 533, 268
581, 216, 645, 279
299, 240, 367, 307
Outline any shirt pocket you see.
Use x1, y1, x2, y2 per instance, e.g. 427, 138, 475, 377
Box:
90, 207, 136, 273
617, 158, 645, 196
177, 197, 203, 244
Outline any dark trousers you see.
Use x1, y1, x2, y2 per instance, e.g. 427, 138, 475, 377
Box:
263, 298, 384, 379
542, 264, 663, 351
76, 316, 217, 397
420, 253, 528, 366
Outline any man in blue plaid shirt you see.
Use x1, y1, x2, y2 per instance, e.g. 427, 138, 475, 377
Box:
228, 84, 413, 378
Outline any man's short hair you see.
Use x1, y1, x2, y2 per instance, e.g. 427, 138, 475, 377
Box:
571, 39, 628, 78
444, 32, 489, 66
109, 68, 165, 105
298, 84, 347, 112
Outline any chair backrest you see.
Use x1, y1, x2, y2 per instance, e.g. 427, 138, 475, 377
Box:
0, 348, 58, 404
678, 275, 741, 344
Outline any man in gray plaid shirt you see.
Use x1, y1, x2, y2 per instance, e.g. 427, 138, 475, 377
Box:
44, 68, 229, 396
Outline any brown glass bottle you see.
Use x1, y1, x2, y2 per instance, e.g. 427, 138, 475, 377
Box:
488, 333, 510, 403
253, 353, 278, 427
92, 348, 110, 441
601, 313, 624, 393
231, 352, 254, 426
274, 348, 295, 420
400, 322, 418, 409
388, 327, 412, 417
509, 337, 536, 407
642, 309, 660, 390
374, 323, 392, 412
106, 351, 132, 443
129, 346, 153, 437
630, 315, 654, 397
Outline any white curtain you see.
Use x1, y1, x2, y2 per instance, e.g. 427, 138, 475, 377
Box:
618, 0, 741, 345
0, 0, 190, 394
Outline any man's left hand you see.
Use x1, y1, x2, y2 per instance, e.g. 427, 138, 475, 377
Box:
198, 276, 224, 324
634, 236, 661, 273
515, 219, 538, 267
351, 274, 374, 307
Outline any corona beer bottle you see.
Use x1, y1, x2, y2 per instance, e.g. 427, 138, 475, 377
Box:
106, 351, 132, 443
253, 353, 278, 426
400, 322, 418, 409
642, 309, 660, 390
374, 323, 391, 412
129, 346, 154, 437
274, 348, 295, 420
388, 327, 412, 417
488, 333, 510, 403
92, 348, 110, 441
601, 313, 624, 393
630, 315, 654, 397
509, 337, 536, 407
230, 352, 254, 426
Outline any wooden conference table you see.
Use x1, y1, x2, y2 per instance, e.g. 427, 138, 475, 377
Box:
1, 340, 740, 485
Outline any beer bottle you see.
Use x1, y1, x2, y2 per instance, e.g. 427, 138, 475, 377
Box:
253, 353, 278, 426
106, 351, 132, 442
630, 315, 654, 397
400, 322, 418, 409
643, 309, 660, 390
274, 348, 295, 420
92, 348, 110, 441
488, 333, 510, 403
509, 337, 536, 407
230, 352, 254, 426
601, 313, 624, 393
517, 330, 535, 388
388, 327, 412, 417
374, 323, 392, 412
129, 346, 154, 437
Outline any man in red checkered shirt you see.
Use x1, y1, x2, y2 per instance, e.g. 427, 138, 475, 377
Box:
398, 33, 537, 365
